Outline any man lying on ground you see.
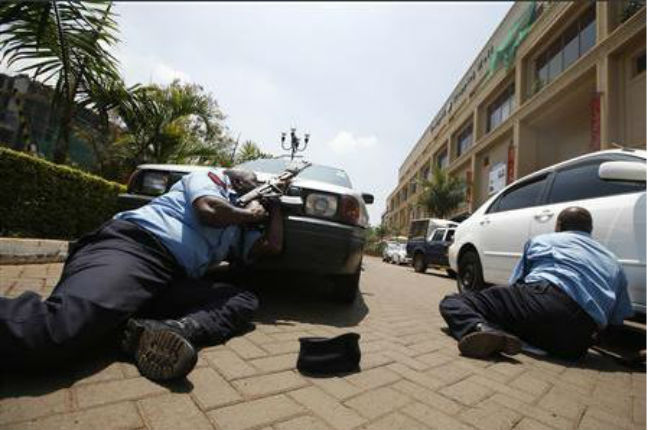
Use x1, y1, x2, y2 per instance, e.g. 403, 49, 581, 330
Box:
439, 206, 632, 360
0, 168, 283, 381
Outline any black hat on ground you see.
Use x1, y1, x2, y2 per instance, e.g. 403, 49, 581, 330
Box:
297, 332, 361, 375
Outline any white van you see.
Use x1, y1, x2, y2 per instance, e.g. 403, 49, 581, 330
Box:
448, 149, 646, 314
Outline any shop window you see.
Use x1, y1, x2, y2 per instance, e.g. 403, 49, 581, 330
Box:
634, 52, 646, 76
410, 180, 417, 194
487, 84, 514, 133
421, 165, 430, 180
436, 149, 449, 169
547, 41, 563, 81
533, 4, 597, 92
563, 24, 579, 69
579, 6, 596, 54
456, 124, 473, 157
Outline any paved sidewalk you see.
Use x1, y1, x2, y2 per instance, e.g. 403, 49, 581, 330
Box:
0, 238, 68, 265
0, 257, 645, 430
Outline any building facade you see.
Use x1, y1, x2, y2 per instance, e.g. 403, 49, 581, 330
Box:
384, 1, 646, 234
0, 73, 103, 169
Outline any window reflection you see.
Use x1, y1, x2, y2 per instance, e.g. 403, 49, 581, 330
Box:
487, 84, 515, 133
534, 5, 596, 93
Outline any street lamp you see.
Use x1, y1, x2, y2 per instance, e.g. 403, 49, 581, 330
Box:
281, 127, 309, 160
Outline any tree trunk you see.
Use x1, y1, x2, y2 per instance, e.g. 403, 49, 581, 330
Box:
52, 100, 74, 164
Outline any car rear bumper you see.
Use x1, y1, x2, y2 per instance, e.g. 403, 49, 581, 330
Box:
250, 215, 366, 275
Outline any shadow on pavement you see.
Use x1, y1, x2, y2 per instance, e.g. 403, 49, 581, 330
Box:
439, 324, 646, 373
244, 272, 369, 328
0, 269, 368, 399
0, 349, 130, 400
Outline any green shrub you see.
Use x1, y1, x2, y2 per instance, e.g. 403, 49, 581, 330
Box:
0, 147, 126, 240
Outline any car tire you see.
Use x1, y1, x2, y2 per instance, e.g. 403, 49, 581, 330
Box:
413, 253, 427, 273
446, 269, 457, 278
457, 250, 485, 293
330, 269, 360, 304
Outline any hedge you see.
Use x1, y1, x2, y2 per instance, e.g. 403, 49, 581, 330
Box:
0, 147, 126, 240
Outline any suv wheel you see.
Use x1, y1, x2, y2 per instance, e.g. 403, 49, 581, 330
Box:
457, 250, 485, 293
413, 253, 427, 273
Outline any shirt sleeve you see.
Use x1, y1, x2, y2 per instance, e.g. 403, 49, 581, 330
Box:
183, 170, 229, 204
609, 268, 633, 325
509, 240, 531, 285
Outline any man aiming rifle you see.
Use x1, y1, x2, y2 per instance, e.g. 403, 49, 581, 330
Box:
0, 161, 310, 381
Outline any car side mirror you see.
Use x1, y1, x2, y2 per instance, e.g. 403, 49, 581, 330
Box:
599, 161, 646, 183
362, 193, 374, 204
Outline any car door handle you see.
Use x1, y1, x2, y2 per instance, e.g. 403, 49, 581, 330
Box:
479, 218, 490, 226
534, 210, 554, 221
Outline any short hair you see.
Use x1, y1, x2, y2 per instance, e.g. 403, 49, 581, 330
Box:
224, 169, 257, 184
556, 206, 593, 234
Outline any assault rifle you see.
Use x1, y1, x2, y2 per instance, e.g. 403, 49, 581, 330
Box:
237, 160, 312, 207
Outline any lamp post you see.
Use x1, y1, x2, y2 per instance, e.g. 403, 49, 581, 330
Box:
281, 128, 309, 160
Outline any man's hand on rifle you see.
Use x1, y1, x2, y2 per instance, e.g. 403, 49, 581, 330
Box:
245, 200, 269, 223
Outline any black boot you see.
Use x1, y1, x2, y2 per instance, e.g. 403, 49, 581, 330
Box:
458, 323, 521, 359
121, 318, 201, 381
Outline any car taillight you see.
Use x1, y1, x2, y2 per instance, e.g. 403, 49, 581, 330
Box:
305, 193, 338, 218
339, 195, 360, 225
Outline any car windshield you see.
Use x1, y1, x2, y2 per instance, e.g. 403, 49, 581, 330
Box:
237, 158, 352, 188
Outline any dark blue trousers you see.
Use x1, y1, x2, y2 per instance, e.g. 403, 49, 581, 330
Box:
0, 220, 258, 368
439, 281, 598, 360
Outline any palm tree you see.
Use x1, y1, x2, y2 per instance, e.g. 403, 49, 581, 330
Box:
374, 223, 391, 240
0, 1, 120, 163
418, 166, 466, 219
234, 140, 271, 164
114, 80, 233, 168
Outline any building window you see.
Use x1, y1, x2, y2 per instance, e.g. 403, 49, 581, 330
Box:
436, 149, 449, 169
634, 52, 646, 76
456, 124, 473, 157
534, 4, 596, 92
487, 84, 514, 133
421, 165, 430, 180
409, 179, 417, 194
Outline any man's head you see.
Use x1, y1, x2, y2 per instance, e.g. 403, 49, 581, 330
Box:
224, 169, 258, 194
555, 206, 593, 234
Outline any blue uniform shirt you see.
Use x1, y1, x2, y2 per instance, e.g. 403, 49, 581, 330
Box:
509, 231, 632, 328
114, 170, 262, 279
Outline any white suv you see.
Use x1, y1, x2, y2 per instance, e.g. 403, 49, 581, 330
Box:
449, 149, 646, 314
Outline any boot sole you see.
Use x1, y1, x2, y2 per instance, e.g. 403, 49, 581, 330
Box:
133, 323, 197, 381
459, 331, 522, 359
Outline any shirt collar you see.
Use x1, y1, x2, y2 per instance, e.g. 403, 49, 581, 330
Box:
562, 230, 591, 237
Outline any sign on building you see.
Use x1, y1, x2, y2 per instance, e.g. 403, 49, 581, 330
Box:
488, 162, 507, 195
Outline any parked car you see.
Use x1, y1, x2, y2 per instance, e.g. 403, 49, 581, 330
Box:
118, 158, 374, 303
118, 164, 212, 211
385, 243, 410, 265
406, 218, 457, 264
382, 241, 399, 262
449, 149, 646, 314
409, 227, 457, 276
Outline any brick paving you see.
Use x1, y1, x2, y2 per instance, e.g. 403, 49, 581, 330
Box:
0, 257, 645, 430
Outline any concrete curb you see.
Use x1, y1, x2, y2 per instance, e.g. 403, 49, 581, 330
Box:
0, 238, 69, 265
